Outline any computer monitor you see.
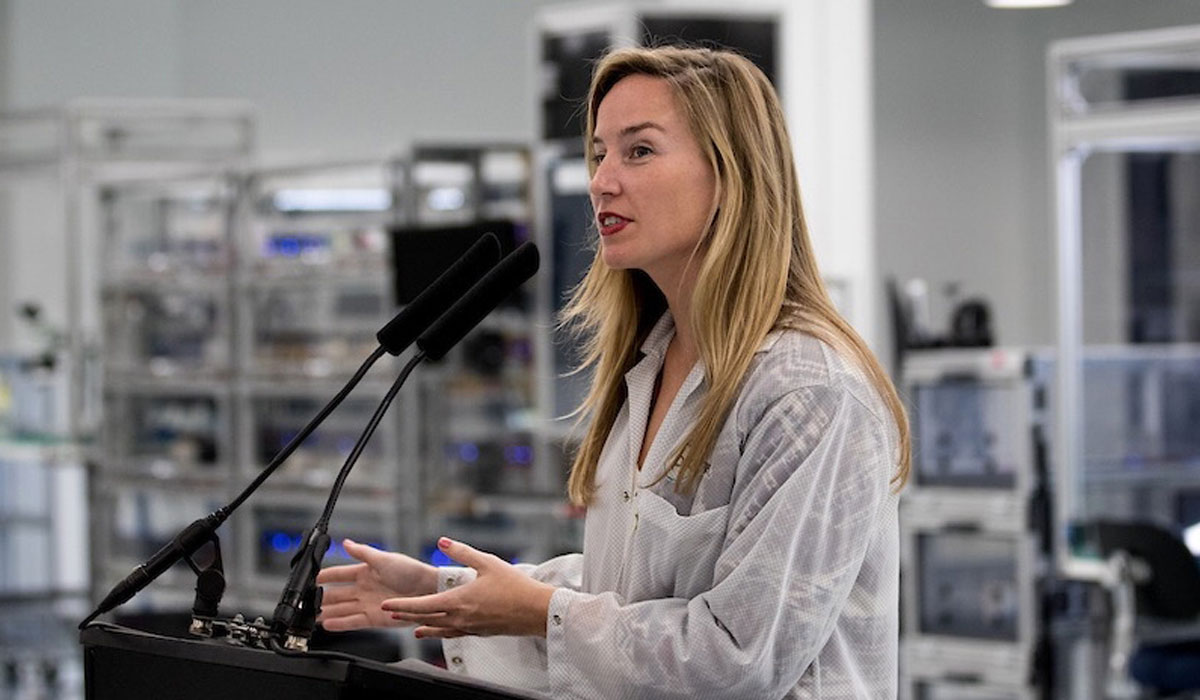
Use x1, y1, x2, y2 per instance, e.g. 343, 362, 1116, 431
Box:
389, 220, 525, 307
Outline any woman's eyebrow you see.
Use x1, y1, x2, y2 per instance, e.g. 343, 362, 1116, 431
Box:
592, 121, 667, 146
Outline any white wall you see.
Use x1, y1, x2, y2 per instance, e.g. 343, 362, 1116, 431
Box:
176, 0, 560, 161
875, 0, 1200, 348
7, 0, 181, 107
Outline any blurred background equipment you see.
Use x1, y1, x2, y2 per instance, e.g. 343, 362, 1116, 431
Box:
900, 348, 1074, 699
1049, 23, 1200, 699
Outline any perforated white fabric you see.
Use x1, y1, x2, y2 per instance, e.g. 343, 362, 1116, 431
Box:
440, 313, 901, 699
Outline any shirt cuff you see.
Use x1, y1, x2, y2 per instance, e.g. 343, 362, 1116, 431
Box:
545, 587, 587, 693
436, 566, 477, 593
438, 567, 476, 675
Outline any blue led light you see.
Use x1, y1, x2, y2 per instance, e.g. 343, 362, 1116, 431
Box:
458, 443, 479, 462
430, 549, 454, 567
270, 532, 293, 553
505, 445, 533, 465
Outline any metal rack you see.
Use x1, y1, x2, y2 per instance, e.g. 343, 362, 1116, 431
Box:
0, 99, 255, 440
0, 100, 254, 700
1049, 23, 1200, 584
400, 144, 579, 576
899, 348, 1058, 700
0, 439, 88, 700
91, 144, 576, 668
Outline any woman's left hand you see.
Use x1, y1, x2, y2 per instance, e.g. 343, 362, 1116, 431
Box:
381, 537, 557, 639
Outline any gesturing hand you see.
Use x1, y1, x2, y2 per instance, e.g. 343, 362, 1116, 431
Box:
316, 538, 439, 632
382, 537, 556, 639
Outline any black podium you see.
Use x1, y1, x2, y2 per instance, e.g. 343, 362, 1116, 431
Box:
81, 623, 544, 699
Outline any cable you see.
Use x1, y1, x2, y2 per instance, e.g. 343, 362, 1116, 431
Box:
316, 351, 424, 531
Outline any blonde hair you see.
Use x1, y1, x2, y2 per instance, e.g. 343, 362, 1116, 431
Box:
561, 45, 910, 505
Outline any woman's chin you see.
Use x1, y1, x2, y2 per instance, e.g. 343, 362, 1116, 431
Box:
599, 248, 635, 271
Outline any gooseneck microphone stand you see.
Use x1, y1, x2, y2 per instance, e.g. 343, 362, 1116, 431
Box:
269, 350, 425, 649
80, 233, 503, 630
268, 241, 541, 652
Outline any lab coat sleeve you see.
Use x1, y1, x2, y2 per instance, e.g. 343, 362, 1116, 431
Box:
544, 385, 895, 699
437, 553, 583, 692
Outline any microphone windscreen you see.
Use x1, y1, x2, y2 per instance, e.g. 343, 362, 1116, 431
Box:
376, 232, 501, 355
417, 242, 539, 361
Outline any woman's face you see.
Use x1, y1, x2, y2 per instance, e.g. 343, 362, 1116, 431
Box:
589, 74, 717, 289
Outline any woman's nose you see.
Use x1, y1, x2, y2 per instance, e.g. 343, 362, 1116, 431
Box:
589, 158, 619, 199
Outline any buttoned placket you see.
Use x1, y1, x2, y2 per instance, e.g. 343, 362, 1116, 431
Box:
615, 345, 706, 593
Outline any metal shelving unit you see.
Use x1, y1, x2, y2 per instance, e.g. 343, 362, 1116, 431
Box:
0, 100, 254, 700
0, 439, 88, 700
94, 167, 248, 627
235, 158, 415, 616
400, 143, 577, 572
92, 144, 571, 668
1049, 23, 1200, 583
899, 348, 1059, 700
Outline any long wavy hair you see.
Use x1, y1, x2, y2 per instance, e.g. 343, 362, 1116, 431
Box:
560, 45, 910, 505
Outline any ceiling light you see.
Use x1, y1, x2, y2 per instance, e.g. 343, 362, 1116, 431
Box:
986, 0, 1072, 7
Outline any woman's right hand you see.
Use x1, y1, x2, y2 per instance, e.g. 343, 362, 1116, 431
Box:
316, 538, 439, 632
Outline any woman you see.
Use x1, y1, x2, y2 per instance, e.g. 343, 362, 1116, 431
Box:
317, 45, 910, 699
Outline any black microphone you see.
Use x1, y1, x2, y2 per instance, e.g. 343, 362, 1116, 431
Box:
270, 527, 331, 648
417, 242, 540, 360
269, 243, 539, 649
376, 232, 501, 355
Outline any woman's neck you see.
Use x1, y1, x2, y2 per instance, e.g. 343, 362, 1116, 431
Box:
658, 274, 699, 368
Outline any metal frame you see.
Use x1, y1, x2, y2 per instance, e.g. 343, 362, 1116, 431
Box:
1048, 24, 1200, 582
899, 348, 1050, 694
0, 100, 255, 440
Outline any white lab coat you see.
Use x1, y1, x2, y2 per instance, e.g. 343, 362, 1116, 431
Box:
439, 313, 901, 699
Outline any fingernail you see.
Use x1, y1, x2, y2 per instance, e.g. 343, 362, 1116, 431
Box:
438, 537, 452, 549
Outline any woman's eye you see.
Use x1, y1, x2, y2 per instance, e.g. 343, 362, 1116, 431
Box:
630, 145, 653, 159
592, 153, 606, 165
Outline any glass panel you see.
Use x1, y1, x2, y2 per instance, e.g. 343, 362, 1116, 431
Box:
912, 380, 1027, 489
102, 392, 224, 475
248, 395, 391, 488
548, 157, 593, 420
918, 532, 1019, 640
1075, 146, 1200, 544
101, 178, 233, 279
249, 163, 394, 276
251, 505, 389, 577
110, 487, 227, 563
102, 286, 230, 376
1061, 45, 1200, 115
1077, 351, 1200, 530
1080, 151, 1200, 345
244, 281, 387, 377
